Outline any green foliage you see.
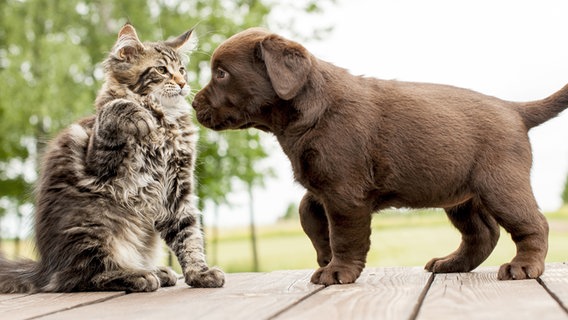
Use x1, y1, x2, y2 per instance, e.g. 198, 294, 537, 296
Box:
0, 0, 333, 230
280, 202, 299, 221
0, 0, 271, 221
195, 129, 275, 209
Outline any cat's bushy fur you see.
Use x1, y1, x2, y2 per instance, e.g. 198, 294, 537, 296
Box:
0, 24, 224, 293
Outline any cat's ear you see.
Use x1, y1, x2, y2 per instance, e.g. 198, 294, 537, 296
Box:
112, 23, 145, 61
165, 29, 197, 54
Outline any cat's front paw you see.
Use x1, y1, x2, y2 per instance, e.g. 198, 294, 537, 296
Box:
156, 266, 179, 287
123, 111, 156, 138
99, 99, 156, 139
185, 267, 225, 288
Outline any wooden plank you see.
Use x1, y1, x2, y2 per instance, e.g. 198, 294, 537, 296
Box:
38, 270, 322, 320
272, 267, 432, 320
0, 294, 28, 302
539, 262, 568, 313
0, 291, 124, 320
417, 266, 568, 320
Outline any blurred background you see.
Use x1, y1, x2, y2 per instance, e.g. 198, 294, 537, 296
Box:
1, 0, 567, 273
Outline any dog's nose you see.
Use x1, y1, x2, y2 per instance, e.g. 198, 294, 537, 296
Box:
191, 99, 199, 109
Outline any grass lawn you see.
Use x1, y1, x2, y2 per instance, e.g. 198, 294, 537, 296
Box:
204, 208, 568, 272
2, 208, 567, 273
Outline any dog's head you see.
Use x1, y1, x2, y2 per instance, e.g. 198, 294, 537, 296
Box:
192, 28, 313, 131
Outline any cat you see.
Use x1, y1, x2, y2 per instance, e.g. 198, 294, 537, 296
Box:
0, 23, 224, 293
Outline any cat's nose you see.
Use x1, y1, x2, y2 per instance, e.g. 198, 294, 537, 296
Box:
173, 74, 186, 88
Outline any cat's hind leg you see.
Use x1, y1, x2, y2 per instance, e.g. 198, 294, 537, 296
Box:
90, 269, 160, 292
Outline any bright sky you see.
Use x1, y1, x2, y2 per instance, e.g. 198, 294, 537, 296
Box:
206, 0, 568, 227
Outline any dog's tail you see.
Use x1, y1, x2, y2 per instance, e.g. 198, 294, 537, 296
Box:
0, 252, 40, 293
516, 83, 568, 129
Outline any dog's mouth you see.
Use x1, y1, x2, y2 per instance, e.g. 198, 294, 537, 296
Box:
193, 97, 257, 131
195, 111, 250, 131
194, 111, 215, 129
213, 119, 253, 131
253, 124, 270, 132
238, 122, 254, 129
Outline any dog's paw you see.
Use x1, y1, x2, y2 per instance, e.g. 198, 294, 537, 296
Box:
185, 267, 225, 288
425, 255, 475, 273
498, 260, 544, 280
310, 263, 362, 286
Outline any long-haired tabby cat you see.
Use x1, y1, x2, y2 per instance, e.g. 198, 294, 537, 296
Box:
0, 24, 224, 293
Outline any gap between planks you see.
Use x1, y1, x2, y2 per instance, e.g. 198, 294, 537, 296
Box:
415, 264, 568, 320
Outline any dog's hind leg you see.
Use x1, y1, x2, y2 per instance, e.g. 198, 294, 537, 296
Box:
299, 192, 332, 267
496, 211, 548, 280
475, 167, 549, 280
425, 199, 500, 273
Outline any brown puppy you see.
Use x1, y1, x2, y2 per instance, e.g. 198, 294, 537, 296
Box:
192, 28, 568, 285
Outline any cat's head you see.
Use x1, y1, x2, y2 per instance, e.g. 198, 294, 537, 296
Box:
105, 24, 196, 111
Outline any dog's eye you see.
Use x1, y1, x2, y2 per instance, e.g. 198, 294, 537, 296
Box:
216, 68, 227, 80
156, 66, 169, 75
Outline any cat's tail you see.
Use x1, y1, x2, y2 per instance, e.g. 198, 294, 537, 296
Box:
0, 253, 40, 293
516, 82, 568, 129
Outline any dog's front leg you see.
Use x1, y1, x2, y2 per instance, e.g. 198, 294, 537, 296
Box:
299, 192, 332, 267
310, 203, 372, 286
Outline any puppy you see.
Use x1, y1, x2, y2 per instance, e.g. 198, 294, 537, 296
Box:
192, 28, 567, 285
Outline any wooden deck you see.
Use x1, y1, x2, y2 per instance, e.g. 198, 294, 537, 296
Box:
2, 262, 567, 320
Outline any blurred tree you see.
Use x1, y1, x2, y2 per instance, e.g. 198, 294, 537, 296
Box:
0, 0, 334, 243
230, 131, 274, 272
0, 0, 269, 227
280, 202, 300, 221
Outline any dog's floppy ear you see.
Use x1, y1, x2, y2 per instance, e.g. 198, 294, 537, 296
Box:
259, 34, 312, 100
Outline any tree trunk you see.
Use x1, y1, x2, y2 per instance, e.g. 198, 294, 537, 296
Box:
248, 185, 259, 272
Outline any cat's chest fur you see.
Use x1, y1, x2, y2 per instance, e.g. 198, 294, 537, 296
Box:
105, 107, 196, 219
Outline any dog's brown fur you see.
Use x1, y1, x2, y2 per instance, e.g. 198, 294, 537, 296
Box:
193, 28, 568, 285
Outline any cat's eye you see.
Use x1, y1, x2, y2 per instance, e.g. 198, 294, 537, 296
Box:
156, 66, 169, 75
216, 68, 227, 80
179, 67, 186, 75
